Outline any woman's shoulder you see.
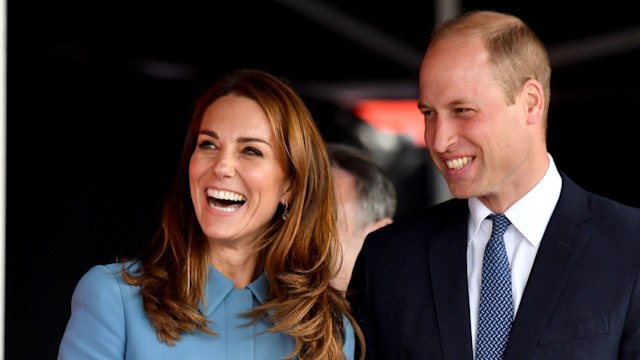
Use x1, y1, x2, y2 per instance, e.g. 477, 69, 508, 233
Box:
60, 261, 142, 358
73, 261, 140, 298
341, 313, 356, 359
81, 260, 137, 279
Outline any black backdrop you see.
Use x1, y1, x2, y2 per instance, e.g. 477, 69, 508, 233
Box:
7, 0, 640, 358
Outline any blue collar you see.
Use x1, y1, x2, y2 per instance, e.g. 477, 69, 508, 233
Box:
200, 265, 269, 316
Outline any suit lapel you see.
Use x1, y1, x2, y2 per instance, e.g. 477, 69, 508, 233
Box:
430, 206, 474, 359
504, 176, 592, 359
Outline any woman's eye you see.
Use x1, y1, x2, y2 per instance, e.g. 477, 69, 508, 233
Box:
198, 140, 215, 149
243, 147, 262, 156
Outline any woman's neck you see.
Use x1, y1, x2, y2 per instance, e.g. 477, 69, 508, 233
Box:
209, 243, 259, 288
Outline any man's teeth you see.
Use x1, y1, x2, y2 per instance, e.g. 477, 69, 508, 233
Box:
206, 189, 246, 202
446, 156, 473, 170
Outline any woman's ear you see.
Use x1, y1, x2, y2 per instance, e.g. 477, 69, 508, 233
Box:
280, 179, 293, 206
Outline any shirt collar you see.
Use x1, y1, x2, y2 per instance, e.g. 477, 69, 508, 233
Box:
468, 153, 562, 246
200, 265, 269, 316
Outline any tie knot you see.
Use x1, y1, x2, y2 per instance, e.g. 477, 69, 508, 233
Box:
487, 214, 511, 237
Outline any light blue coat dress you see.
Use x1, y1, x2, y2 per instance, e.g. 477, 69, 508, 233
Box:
58, 262, 355, 359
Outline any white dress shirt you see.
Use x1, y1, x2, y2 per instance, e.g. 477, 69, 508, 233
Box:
467, 154, 562, 356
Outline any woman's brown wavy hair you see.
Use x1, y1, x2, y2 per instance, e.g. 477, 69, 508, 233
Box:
123, 69, 364, 359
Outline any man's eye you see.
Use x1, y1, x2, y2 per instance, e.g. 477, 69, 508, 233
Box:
422, 110, 435, 121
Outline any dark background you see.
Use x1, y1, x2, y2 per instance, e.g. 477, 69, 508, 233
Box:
7, 0, 640, 358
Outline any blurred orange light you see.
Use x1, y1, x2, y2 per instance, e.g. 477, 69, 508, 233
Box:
352, 99, 425, 147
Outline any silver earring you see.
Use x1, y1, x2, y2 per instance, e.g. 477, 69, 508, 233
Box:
281, 202, 289, 221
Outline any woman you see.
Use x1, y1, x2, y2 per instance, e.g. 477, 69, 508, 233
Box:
58, 69, 364, 359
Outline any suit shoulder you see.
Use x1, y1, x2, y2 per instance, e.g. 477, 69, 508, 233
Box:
588, 192, 640, 218
393, 198, 466, 230
560, 175, 640, 254
365, 198, 466, 246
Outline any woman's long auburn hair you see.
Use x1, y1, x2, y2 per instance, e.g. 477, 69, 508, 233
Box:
123, 69, 364, 359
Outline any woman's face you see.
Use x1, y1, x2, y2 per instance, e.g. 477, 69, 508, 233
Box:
189, 94, 291, 247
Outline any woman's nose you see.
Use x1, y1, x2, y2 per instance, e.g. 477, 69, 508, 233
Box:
212, 152, 236, 178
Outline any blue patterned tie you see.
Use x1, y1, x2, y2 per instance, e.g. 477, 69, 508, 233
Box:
476, 214, 513, 360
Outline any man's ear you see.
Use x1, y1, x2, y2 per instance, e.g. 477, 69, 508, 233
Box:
523, 79, 544, 124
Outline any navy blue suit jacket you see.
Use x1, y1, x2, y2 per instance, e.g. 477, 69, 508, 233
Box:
348, 174, 640, 359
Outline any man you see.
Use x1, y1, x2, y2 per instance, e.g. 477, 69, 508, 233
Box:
327, 143, 397, 292
348, 10, 640, 359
